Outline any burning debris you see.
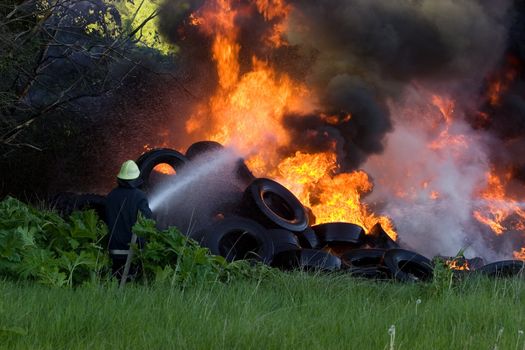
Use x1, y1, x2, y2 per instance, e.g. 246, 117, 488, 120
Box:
142, 0, 525, 262
100, 142, 519, 281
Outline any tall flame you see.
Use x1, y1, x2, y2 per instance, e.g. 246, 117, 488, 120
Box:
184, 0, 396, 239
270, 151, 396, 239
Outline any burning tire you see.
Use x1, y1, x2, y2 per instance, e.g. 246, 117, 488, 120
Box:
186, 140, 255, 185
366, 223, 399, 249
304, 206, 317, 226
239, 178, 308, 232
201, 216, 275, 263
185, 141, 224, 160
135, 148, 187, 189
272, 249, 341, 272
478, 260, 525, 278
312, 222, 365, 247
341, 248, 387, 268
384, 249, 433, 282
295, 227, 320, 249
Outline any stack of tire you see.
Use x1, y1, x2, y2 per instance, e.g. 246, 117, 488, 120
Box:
193, 176, 438, 281
51, 141, 525, 281
49, 192, 107, 222
140, 142, 430, 280
135, 142, 253, 232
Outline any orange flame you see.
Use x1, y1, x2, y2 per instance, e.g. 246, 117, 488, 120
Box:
255, 0, 290, 20
428, 95, 468, 152
486, 55, 520, 107
473, 170, 525, 235
186, 0, 311, 159
269, 151, 397, 240
514, 248, 525, 261
431, 95, 454, 125
446, 258, 470, 271
254, 0, 291, 46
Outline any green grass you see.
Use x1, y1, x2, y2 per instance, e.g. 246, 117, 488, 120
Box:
1, 272, 524, 349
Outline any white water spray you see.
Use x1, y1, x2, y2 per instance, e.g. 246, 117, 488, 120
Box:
148, 148, 242, 212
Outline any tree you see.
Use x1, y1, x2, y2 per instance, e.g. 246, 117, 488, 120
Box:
0, 0, 180, 157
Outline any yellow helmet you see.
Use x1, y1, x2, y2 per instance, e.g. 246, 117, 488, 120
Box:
117, 160, 140, 180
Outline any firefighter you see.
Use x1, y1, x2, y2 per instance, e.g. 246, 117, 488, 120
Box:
106, 160, 152, 279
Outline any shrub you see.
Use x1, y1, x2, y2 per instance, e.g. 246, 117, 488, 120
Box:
0, 197, 272, 287
0, 197, 109, 287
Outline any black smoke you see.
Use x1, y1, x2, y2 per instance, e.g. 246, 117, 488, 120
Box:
282, 0, 512, 171
284, 76, 391, 171
463, 0, 525, 195
157, 0, 515, 171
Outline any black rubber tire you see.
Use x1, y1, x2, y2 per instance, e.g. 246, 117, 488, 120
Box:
464, 257, 485, 271
76, 194, 107, 222
135, 148, 187, 189
239, 178, 308, 232
478, 260, 525, 278
50, 192, 107, 222
346, 266, 392, 279
295, 227, 320, 249
188, 227, 208, 244
272, 249, 341, 272
185, 141, 224, 160
201, 216, 275, 264
312, 222, 365, 246
50, 192, 79, 215
235, 160, 256, 186
341, 248, 387, 269
304, 206, 317, 226
366, 223, 399, 249
266, 229, 301, 255
384, 249, 433, 282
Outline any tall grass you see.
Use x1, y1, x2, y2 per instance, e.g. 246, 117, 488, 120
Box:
1, 272, 524, 349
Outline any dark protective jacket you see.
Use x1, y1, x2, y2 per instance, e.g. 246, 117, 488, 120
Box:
106, 180, 153, 251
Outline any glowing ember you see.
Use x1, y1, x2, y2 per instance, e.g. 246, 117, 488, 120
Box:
153, 163, 176, 175
446, 258, 470, 271
514, 248, 525, 261
430, 191, 440, 200
486, 55, 520, 107
321, 113, 352, 125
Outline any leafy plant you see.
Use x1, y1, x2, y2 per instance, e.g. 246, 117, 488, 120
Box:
0, 197, 109, 287
0, 197, 272, 288
430, 256, 455, 295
